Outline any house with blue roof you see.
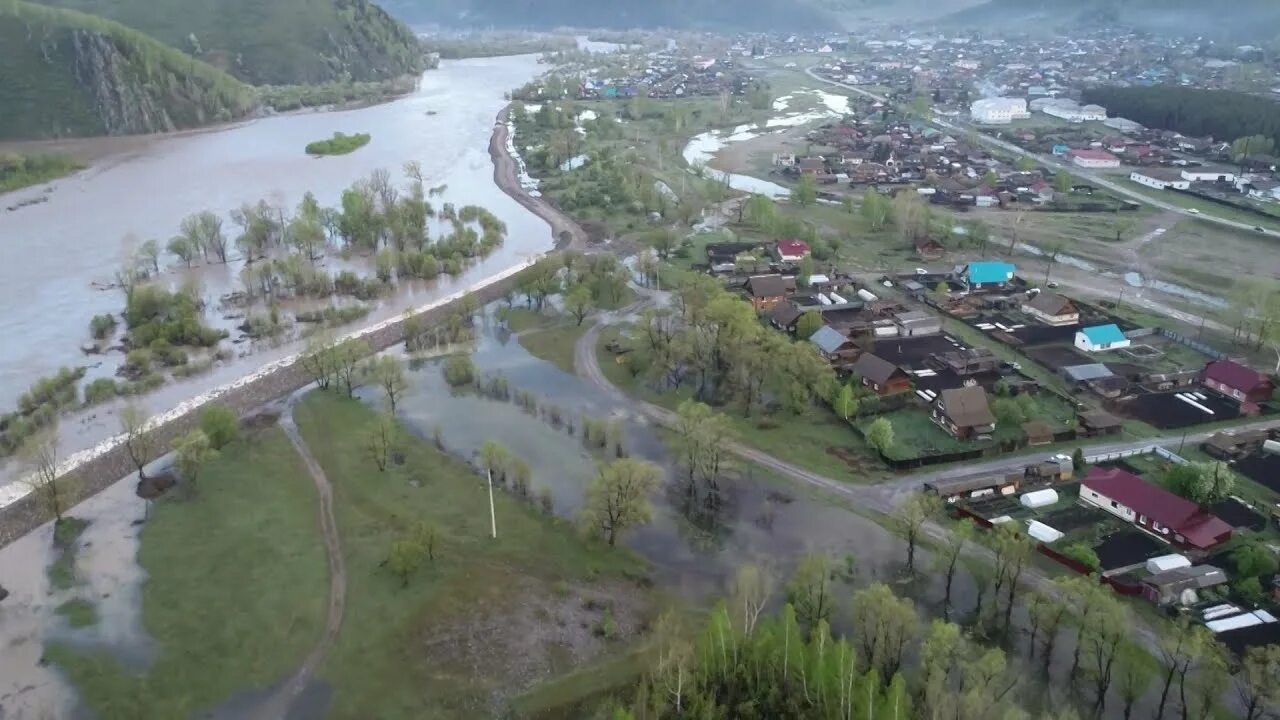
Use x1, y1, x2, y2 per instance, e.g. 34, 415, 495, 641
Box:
1075, 324, 1130, 353
962, 261, 1016, 291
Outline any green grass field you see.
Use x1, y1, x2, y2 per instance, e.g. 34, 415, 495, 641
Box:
519, 324, 588, 374
46, 428, 329, 718
1111, 177, 1280, 232
293, 392, 655, 719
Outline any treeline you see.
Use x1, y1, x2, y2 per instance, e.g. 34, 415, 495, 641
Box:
421, 33, 576, 59
258, 75, 421, 113
0, 152, 82, 193
1082, 86, 1280, 149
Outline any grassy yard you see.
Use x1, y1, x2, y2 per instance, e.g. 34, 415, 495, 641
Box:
519, 323, 588, 374
857, 408, 971, 460
293, 392, 656, 719
46, 429, 330, 718
1110, 177, 1280, 232
596, 324, 891, 483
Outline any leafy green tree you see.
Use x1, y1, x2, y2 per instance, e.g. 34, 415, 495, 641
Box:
172, 430, 215, 488
832, 383, 859, 420
442, 354, 476, 387
849, 582, 921, 679
894, 492, 938, 574
786, 553, 834, 630
580, 458, 661, 546
866, 417, 894, 454
1054, 170, 1072, 194
564, 283, 594, 326
793, 174, 817, 207
860, 189, 889, 231
795, 310, 823, 339
1236, 644, 1280, 720
199, 405, 239, 449
1231, 541, 1280, 579
743, 194, 776, 228
935, 519, 972, 619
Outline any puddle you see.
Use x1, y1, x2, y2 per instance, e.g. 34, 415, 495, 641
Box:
1123, 272, 1227, 309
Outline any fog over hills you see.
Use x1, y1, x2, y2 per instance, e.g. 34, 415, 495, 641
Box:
942, 0, 1280, 41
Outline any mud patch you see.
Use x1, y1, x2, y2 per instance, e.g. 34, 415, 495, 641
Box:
198, 677, 332, 720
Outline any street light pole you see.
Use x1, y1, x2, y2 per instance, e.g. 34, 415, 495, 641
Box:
487, 468, 497, 539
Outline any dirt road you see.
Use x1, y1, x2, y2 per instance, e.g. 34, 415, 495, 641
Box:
489, 107, 588, 251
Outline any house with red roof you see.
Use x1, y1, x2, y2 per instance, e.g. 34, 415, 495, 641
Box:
1080, 467, 1233, 552
773, 239, 811, 263
1202, 360, 1273, 405
1067, 149, 1120, 169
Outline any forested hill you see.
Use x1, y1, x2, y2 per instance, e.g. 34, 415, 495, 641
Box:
0, 1, 256, 141
381, 0, 831, 31
940, 0, 1280, 40
30, 0, 428, 85
1081, 86, 1280, 149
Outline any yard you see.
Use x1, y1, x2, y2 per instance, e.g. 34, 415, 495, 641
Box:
857, 408, 973, 461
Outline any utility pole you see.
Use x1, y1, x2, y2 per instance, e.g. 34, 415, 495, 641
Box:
487, 468, 497, 539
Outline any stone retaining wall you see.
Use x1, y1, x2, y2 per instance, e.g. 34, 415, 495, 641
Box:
0, 260, 538, 549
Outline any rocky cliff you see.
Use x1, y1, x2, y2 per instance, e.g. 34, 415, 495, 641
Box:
0, 1, 256, 140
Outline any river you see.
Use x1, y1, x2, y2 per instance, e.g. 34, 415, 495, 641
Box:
0, 54, 554, 487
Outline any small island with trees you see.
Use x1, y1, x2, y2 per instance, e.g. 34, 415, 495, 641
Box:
305, 132, 371, 157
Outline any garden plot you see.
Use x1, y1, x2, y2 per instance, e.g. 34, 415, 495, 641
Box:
1117, 389, 1242, 429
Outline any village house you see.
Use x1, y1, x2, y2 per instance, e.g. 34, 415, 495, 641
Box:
1022, 291, 1079, 326
1180, 167, 1236, 183
1066, 148, 1121, 169
1079, 467, 1233, 552
774, 239, 811, 263
1129, 168, 1191, 190
931, 386, 997, 439
767, 302, 804, 334
1201, 428, 1269, 461
894, 310, 942, 337
1142, 565, 1229, 607
1074, 324, 1130, 352
1202, 360, 1274, 404
1077, 408, 1123, 437
924, 473, 1021, 503
962, 261, 1016, 291
809, 325, 860, 369
850, 352, 912, 395
970, 97, 1029, 125
745, 274, 795, 310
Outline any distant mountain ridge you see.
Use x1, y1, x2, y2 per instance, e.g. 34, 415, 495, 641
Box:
0, 0, 255, 141
381, 0, 832, 31
941, 0, 1280, 40
29, 0, 428, 85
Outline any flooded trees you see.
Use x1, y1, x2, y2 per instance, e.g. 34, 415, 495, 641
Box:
672, 400, 733, 498
935, 518, 972, 620
850, 583, 920, 680
892, 492, 939, 575
367, 355, 408, 413
579, 458, 661, 547
786, 553, 834, 630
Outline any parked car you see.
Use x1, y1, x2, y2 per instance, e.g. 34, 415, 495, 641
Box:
1047, 281, 1060, 289
914, 268, 927, 275
1256, 226, 1267, 233
1187, 208, 1200, 214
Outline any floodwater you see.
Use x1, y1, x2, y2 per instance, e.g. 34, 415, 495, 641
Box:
0, 54, 555, 487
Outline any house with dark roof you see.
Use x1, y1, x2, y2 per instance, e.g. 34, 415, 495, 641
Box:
1202, 360, 1273, 405
850, 352, 911, 395
931, 386, 996, 439
768, 302, 804, 333
1080, 467, 1233, 552
1141, 565, 1228, 607
745, 275, 795, 310
1022, 292, 1079, 326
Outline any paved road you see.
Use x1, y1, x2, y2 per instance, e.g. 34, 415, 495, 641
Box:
803, 67, 1280, 240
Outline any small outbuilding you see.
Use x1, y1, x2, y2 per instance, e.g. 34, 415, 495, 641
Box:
1020, 488, 1060, 509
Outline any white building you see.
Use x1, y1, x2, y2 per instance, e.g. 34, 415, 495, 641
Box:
1130, 170, 1191, 190
1181, 168, 1237, 183
970, 97, 1029, 125
1067, 149, 1121, 169
1075, 324, 1131, 353
1034, 98, 1107, 123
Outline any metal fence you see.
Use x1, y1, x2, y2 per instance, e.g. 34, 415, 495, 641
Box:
1155, 327, 1228, 361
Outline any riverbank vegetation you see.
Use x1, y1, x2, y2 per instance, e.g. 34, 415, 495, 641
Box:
260, 75, 423, 113
422, 32, 576, 58
305, 132, 372, 156
0, 152, 83, 193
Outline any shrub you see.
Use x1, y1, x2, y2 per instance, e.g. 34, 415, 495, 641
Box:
89, 314, 118, 340
200, 405, 240, 449
124, 348, 153, 373
442, 354, 476, 387
83, 378, 119, 406
1059, 543, 1100, 572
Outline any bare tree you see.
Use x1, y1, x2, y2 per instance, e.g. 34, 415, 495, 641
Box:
365, 412, 397, 472
728, 563, 774, 637
20, 427, 72, 524
120, 403, 155, 481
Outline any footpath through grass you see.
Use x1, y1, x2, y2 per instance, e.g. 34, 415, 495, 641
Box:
47, 429, 329, 718
294, 391, 655, 719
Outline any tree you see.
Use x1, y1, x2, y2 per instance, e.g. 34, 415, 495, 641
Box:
1081, 593, 1130, 713
894, 493, 938, 574
1111, 642, 1154, 720
743, 194, 776, 229
1153, 617, 1210, 720
786, 553, 834, 630
120, 403, 155, 481
580, 458, 661, 546
1112, 215, 1135, 243
649, 228, 678, 259
1015, 156, 1036, 172
866, 417, 894, 455
797, 254, 814, 287
672, 400, 732, 493
849, 583, 920, 680
302, 331, 338, 390
478, 440, 509, 483
172, 430, 215, 488
443, 354, 476, 387
1235, 644, 1280, 720
936, 519, 972, 620
199, 405, 239, 449
368, 355, 409, 412
135, 238, 162, 275
794, 174, 817, 207
384, 536, 426, 588
932, 281, 950, 305
1231, 541, 1279, 579
20, 427, 71, 524
333, 338, 369, 397
860, 189, 889, 231
1232, 134, 1276, 163
832, 383, 859, 421
1166, 461, 1235, 505
795, 310, 823, 339
365, 412, 397, 472
167, 236, 198, 267
564, 283, 594, 326
892, 191, 927, 246
1054, 170, 1072, 194
727, 563, 773, 636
